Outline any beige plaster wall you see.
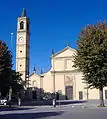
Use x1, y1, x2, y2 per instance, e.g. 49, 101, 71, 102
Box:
29, 73, 40, 88
43, 71, 53, 93
74, 73, 85, 100
54, 59, 64, 71
88, 88, 99, 99
55, 74, 65, 95
55, 48, 76, 58
103, 87, 107, 99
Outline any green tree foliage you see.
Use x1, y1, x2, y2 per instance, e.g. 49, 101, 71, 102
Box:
73, 21, 107, 106
11, 70, 24, 95
0, 40, 12, 97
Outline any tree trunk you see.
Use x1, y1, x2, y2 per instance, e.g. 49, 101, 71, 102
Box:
99, 87, 105, 107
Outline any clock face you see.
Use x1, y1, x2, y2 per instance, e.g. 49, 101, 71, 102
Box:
18, 37, 24, 43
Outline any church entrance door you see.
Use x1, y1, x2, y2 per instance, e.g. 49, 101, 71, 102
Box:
65, 86, 73, 100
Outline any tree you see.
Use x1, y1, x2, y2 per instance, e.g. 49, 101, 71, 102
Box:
11, 70, 24, 95
73, 21, 107, 106
0, 40, 12, 97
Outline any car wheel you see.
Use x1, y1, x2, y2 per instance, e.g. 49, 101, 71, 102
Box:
4, 103, 6, 105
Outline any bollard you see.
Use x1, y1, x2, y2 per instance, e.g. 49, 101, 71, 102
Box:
18, 98, 21, 107
53, 99, 56, 107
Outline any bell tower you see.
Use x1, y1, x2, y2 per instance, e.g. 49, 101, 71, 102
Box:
16, 8, 30, 83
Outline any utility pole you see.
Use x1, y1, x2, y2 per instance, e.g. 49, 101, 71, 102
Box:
40, 69, 44, 100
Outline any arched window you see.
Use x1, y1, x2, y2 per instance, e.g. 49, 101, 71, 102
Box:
20, 21, 24, 29
32, 81, 37, 87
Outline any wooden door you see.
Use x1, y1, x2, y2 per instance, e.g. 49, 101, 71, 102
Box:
65, 86, 73, 100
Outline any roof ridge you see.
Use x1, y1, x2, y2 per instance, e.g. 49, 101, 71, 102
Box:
51, 46, 76, 58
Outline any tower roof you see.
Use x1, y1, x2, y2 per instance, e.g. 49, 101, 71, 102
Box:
66, 42, 70, 47
33, 65, 36, 73
52, 48, 54, 55
41, 68, 43, 74
21, 8, 27, 17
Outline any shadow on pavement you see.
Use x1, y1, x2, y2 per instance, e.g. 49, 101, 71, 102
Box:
0, 111, 64, 119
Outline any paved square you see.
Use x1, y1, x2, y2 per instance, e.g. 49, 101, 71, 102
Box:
0, 105, 107, 119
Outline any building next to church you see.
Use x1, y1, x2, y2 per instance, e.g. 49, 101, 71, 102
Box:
16, 9, 107, 100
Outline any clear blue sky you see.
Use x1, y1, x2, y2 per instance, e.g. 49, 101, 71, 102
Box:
0, 0, 107, 74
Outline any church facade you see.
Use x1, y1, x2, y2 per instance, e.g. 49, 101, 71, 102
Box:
29, 46, 107, 100
16, 9, 107, 100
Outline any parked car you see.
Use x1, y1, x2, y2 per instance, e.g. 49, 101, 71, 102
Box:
0, 98, 7, 105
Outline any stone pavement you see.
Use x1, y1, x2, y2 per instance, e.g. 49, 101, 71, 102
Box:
0, 104, 107, 119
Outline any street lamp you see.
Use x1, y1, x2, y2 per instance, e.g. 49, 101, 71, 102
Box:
40, 69, 44, 89
52, 48, 56, 105
10, 33, 13, 49
40, 69, 44, 100
8, 32, 13, 106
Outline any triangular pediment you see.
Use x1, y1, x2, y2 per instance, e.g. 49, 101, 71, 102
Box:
29, 72, 40, 78
52, 46, 77, 58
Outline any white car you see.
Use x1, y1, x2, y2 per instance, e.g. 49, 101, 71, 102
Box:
0, 99, 7, 105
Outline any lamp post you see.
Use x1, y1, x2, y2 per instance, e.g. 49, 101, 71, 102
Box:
52, 58, 55, 99
40, 69, 44, 89
52, 49, 56, 107
10, 33, 13, 49
53, 70, 55, 98
52, 48, 56, 98
40, 69, 44, 100
8, 33, 13, 106
52, 69, 56, 107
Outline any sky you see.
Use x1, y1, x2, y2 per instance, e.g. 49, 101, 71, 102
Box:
0, 0, 107, 74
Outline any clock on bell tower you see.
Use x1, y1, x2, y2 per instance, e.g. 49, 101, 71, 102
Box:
16, 8, 30, 84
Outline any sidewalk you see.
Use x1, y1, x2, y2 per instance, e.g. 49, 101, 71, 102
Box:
0, 99, 107, 109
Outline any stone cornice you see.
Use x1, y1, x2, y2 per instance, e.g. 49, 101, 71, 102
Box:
51, 56, 73, 59
16, 57, 30, 59
50, 69, 81, 74
16, 44, 30, 47
17, 30, 30, 34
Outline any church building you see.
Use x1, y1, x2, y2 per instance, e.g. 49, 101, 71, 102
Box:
16, 9, 107, 100
29, 45, 107, 100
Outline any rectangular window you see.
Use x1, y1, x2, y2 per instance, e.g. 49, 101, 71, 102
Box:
66, 59, 72, 70
79, 91, 83, 100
